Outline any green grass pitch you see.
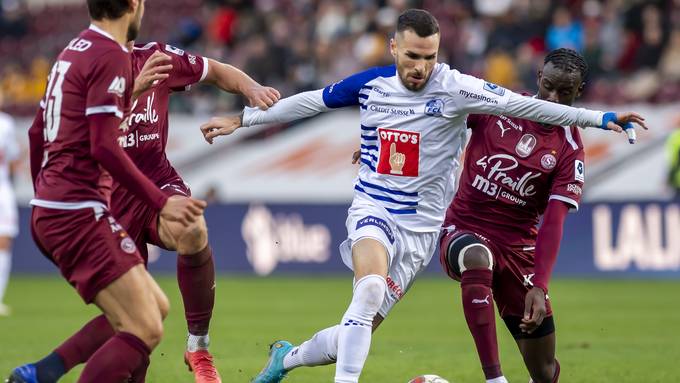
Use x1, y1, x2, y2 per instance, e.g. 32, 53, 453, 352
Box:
1, 275, 679, 382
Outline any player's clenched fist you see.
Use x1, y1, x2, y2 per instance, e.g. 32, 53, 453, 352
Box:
160, 195, 207, 227
200, 114, 242, 144
243, 84, 281, 110
132, 51, 173, 100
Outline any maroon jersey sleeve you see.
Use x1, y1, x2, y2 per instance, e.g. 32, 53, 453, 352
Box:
84, 50, 131, 119
161, 44, 207, 92
548, 127, 585, 210
28, 108, 44, 185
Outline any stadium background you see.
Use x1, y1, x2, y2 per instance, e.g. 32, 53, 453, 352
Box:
1, 0, 679, 382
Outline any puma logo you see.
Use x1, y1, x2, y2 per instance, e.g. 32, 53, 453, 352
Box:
471, 295, 490, 304
496, 120, 510, 138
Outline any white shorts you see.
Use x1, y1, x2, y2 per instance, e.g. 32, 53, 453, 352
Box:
0, 189, 18, 238
339, 198, 438, 317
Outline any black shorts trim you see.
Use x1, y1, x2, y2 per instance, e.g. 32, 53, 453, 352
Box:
503, 315, 555, 340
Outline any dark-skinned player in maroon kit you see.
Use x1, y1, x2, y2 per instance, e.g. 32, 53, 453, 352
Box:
439, 48, 644, 383
7, 1, 206, 382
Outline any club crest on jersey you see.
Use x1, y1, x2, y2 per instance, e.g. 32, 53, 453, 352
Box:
541, 153, 557, 170
120, 236, 137, 254
424, 98, 444, 117
483, 82, 505, 96
515, 134, 537, 158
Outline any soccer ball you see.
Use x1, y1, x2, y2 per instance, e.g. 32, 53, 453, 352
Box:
408, 375, 450, 383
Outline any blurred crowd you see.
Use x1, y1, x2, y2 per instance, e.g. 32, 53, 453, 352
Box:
2, 0, 680, 116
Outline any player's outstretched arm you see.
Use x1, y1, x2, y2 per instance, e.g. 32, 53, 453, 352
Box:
521, 199, 570, 334
202, 59, 281, 110
89, 114, 206, 226
201, 66, 385, 143
502, 93, 647, 143
200, 89, 329, 144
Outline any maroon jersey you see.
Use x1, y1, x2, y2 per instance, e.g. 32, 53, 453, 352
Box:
33, 25, 132, 205
444, 112, 585, 246
116, 42, 207, 186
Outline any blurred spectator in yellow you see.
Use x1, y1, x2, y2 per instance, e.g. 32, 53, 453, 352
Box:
666, 123, 680, 198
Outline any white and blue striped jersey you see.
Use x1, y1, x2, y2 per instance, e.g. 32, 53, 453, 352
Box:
242, 62, 605, 232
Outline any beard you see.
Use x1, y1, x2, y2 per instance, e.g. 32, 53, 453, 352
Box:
126, 23, 139, 42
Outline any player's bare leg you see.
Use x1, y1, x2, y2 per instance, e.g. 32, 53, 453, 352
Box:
76, 264, 168, 382
0, 236, 13, 316
445, 235, 507, 383
513, 330, 559, 383
158, 214, 221, 383
252, 238, 388, 383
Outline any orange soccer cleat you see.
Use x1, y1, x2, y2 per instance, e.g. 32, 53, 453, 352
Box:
184, 350, 222, 383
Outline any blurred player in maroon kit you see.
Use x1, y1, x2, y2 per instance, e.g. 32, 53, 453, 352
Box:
439, 49, 613, 383
7, 1, 207, 382
9, 32, 280, 383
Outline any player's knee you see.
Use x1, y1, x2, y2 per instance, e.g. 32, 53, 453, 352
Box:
156, 292, 170, 320
177, 218, 208, 255
461, 245, 492, 271
530, 361, 557, 383
352, 274, 386, 314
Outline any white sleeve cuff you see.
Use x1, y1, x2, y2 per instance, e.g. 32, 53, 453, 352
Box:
549, 194, 579, 211
199, 56, 209, 82
85, 105, 123, 119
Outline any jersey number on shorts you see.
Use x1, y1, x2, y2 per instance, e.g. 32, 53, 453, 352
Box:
43, 60, 72, 143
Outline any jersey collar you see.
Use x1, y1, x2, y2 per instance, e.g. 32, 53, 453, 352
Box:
88, 24, 130, 53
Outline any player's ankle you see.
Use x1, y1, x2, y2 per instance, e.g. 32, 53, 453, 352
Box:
187, 333, 210, 352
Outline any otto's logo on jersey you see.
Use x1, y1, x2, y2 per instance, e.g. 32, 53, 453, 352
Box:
515, 134, 537, 158
424, 98, 444, 117
107, 76, 126, 98
377, 128, 420, 177
67, 38, 92, 52
575, 160, 585, 182
541, 153, 557, 170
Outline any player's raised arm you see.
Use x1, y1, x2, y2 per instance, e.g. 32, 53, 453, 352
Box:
448, 71, 647, 143
201, 67, 387, 143
202, 59, 281, 110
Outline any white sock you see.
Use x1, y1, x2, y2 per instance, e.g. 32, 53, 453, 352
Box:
283, 325, 340, 370
187, 333, 210, 352
0, 250, 11, 303
334, 275, 386, 383
487, 376, 509, 383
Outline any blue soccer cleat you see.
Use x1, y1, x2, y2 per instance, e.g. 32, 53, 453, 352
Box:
251, 340, 294, 383
6, 364, 38, 383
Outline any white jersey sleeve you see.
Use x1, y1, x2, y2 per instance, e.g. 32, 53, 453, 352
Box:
242, 66, 398, 127
442, 69, 604, 128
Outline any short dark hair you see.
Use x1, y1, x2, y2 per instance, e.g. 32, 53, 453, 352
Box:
87, 0, 131, 20
544, 48, 589, 80
396, 9, 440, 37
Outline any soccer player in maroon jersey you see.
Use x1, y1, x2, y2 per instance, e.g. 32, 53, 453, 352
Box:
7, 1, 206, 382
439, 48, 603, 383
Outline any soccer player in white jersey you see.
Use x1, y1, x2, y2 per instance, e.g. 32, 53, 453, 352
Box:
202, 9, 645, 383
0, 89, 19, 316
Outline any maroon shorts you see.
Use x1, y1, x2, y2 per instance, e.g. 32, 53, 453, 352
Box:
439, 226, 552, 319
31, 205, 144, 303
111, 180, 191, 263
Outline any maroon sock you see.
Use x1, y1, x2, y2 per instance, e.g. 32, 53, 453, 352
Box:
177, 245, 215, 336
552, 359, 561, 383
55, 315, 115, 371
78, 332, 150, 383
461, 269, 502, 380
